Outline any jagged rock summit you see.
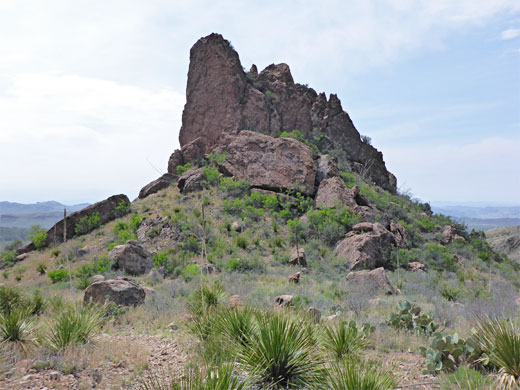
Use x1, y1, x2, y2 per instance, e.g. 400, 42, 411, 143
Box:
169, 33, 396, 193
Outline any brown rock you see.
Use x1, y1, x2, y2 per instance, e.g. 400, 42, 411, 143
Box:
408, 262, 426, 272
18, 194, 130, 254
334, 223, 397, 270
215, 131, 317, 196
201, 263, 218, 275
316, 155, 340, 184
92, 274, 105, 283
15, 253, 29, 262
389, 221, 411, 249
229, 294, 243, 309
109, 241, 153, 276
315, 178, 371, 213
275, 295, 293, 306
177, 168, 206, 193
177, 33, 396, 192
167, 149, 184, 175
288, 272, 301, 284
345, 267, 397, 296
441, 225, 466, 245
288, 248, 307, 267
138, 173, 176, 199
83, 277, 145, 306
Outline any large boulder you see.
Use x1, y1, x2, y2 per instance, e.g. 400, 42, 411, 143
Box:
215, 131, 317, 196
83, 277, 146, 306
176, 33, 396, 192
316, 155, 340, 184
177, 168, 206, 193
334, 222, 397, 270
138, 173, 176, 199
345, 267, 397, 296
315, 178, 371, 213
18, 194, 130, 254
109, 241, 153, 276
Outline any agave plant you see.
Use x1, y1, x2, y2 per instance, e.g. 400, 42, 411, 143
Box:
236, 311, 326, 389
43, 303, 103, 351
140, 364, 251, 390
0, 306, 38, 353
327, 358, 396, 390
213, 307, 257, 347
474, 316, 520, 390
321, 320, 374, 360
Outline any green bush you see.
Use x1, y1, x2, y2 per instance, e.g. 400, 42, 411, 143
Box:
28, 225, 48, 249
234, 235, 249, 250
48, 269, 70, 283
74, 212, 101, 236
181, 264, 200, 282
220, 177, 250, 198
440, 366, 493, 390
176, 162, 192, 175
203, 167, 220, 186
114, 200, 131, 217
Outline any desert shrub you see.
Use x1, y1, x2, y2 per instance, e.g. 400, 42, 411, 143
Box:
0, 306, 37, 352
47, 269, 70, 283
276, 129, 319, 154
220, 177, 250, 198
388, 300, 439, 336
0, 286, 44, 316
28, 225, 47, 249
440, 284, 461, 302
74, 212, 101, 236
181, 264, 200, 282
213, 307, 257, 347
327, 358, 396, 390
114, 199, 131, 217
307, 206, 359, 245
234, 235, 249, 250
224, 257, 263, 273
440, 366, 493, 390
416, 216, 436, 232
36, 263, 47, 275
321, 320, 374, 361
176, 162, 192, 175
203, 167, 220, 186
43, 304, 104, 351
340, 171, 357, 188
474, 317, 520, 389
187, 281, 224, 340
236, 311, 325, 389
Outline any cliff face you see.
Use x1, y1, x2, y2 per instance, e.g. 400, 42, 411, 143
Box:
175, 33, 396, 193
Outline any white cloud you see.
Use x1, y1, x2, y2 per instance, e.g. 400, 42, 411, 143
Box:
501, 28, 520, 39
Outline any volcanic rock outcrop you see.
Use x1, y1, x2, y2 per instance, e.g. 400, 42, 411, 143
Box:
168, 33, 396, 193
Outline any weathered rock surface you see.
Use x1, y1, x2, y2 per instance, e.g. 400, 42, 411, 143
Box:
229, 294, 243, 309
275, 295, 293, 306
18, 194, 130, 254
109, 241, 153, 276
177, 168, 206, 193
408, 262, 426, 272
83, 277, 146, 306
215, 131, 317, 196
175, 33, 396, 192
288, 248, 307, 267
316, 155, 340, 184
389, 220, 411, 249
167, 149, 184, 175
440, 225, 466, 245
288, 272, 301, 284
345, 267, 397, 295
334, 222, 397, 270
315, 178, 372, 217
138, 173, 176, 199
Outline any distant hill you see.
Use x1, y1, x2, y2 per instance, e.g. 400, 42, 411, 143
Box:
486, 225, 520, 262
430, 203, 520, 231
0, 201, 89, 248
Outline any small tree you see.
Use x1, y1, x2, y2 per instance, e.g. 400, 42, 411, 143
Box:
28, 225, 47, 249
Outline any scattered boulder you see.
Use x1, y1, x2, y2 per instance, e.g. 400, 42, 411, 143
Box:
136, 216, 178, 244
389, 221, 411, 249
167, 149, 184, 175
288, 248, 307, 267
83, 277, 146, 306
215, 131, 317, 196
408, 262, 426, 272
288, 272, 301, 284
15, 253, 29, 262
229, 294, 243, 309
77, 245, 93, 257
109, 241, 153, 276
345, 267, 397, 296
307, 307, 321, 323
440, 225, 466, 245
177, 33, 396, 192
334, 223, 397, 270
177, 168, 206, 193
315, 178, 371, 214
138, 173, 176, 199
231, 221, 244, 233
275, 295, 294, 307
201, 263, 218, 275
316, 155, 340, 184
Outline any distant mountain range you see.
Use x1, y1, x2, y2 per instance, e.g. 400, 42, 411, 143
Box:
430, 203, 520, 231
0, 201, 89, 248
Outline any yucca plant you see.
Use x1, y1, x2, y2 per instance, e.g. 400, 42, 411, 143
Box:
43, 304, 103, 351
321, 320, 373, 360
187, 281, 225, 341
213, 307, 257, 347
327, 358, 396, 390
237, 311, 326, 389
140, 363, 251, 390
0, 306, 38, 353
474, 317, 520, 390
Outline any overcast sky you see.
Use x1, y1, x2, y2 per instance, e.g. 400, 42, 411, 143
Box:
0, 0, 519, 205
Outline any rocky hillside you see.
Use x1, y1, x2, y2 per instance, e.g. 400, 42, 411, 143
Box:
486, 225, 520, 262
0, 34, 518, 390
